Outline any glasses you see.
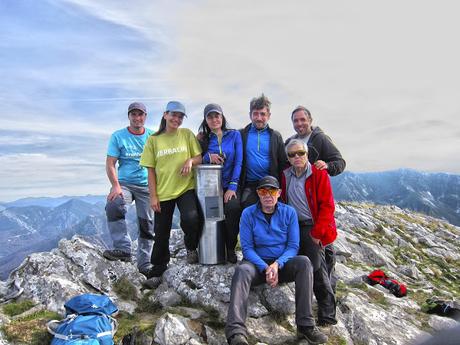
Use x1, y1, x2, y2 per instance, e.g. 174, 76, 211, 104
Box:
257, 188, 279, 197
287, 150, 307, 158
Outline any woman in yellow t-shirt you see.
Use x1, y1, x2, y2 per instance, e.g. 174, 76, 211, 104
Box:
140, 101, 203, 281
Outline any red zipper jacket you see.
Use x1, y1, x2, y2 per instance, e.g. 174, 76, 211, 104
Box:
281, 165, 337, 245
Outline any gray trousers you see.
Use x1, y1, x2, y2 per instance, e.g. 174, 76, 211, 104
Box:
105, 183, 154, 271
225, 256, 314, 340
299, 223, 337, 323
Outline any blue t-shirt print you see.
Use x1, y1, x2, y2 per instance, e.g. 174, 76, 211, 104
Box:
107, 127, 153, 186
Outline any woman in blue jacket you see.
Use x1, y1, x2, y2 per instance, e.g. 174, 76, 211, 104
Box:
197, 103, 243, 263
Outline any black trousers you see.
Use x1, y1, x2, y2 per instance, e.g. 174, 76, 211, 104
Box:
299, 222, 337, 323
240, 183, 259, 209
150, 190, 203, 269
223, 193, 242, 252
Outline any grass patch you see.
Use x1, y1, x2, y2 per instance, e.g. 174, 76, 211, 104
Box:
115, 311, 156, 343
2, 310, 61, 345
135, 291, 162, 314
270, 310, 295, 333
2, 300, 35, 317
353, 282, 369, 292
113, 276, 138, 301
367, 289, 389, 308
335, 280, 349, 301
327, 335, 348, 345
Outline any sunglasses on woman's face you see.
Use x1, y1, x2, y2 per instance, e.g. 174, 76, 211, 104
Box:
256, 188, 279, 197
287, 150, 307, 158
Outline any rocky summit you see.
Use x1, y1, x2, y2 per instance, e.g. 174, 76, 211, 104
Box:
0, 202, 459, 345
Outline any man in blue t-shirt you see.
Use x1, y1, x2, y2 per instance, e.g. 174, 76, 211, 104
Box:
103, 102, 154, 275
239, 94, 288, 209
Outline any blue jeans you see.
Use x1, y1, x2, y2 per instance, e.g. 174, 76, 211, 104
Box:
105, 183, 154, 271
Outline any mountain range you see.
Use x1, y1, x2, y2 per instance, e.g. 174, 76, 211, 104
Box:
0, 168, 459, 280
330, 169, 460, 226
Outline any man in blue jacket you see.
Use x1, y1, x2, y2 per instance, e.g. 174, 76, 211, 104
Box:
239, 94, 288, 208
225, 176, 327, 345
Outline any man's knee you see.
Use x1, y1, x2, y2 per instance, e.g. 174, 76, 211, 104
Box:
106, 198, 126, 221
293, 255, 313, 274
138, 217, 154, 239
233, 263, 257, 283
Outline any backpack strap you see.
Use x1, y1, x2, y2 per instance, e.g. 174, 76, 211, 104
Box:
47, 314, 118, 339
108, 314, 119, 336
46, 314, 78, 337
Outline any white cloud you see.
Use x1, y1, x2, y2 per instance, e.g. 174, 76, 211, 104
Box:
1, 0, 460, 202
164, 0, 460, 173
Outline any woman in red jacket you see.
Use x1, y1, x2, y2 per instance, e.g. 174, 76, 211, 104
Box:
281, 138, 338, 327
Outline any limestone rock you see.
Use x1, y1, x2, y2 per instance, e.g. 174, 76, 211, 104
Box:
1, 203, 459, 345
154, 313, 204, 345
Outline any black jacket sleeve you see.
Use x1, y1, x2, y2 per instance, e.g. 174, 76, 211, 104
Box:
316, 134, 346, 176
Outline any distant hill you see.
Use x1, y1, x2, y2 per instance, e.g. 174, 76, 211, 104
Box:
0, 195, 106, 208
331, 169, 460, 226
0, 198, 180, 280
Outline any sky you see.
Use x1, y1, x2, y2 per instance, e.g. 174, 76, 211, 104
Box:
1, 0, 459, 202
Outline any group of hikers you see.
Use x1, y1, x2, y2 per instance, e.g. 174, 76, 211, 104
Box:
102, 94, 345, 345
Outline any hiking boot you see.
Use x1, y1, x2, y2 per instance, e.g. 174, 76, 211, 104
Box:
186, 249, 198, 264
317, 318, 338, 327
297, 326, 328, 344
142, 276, 162, 289
227, 249, 237, 264
139, 266, 153, 278
144, 264, 168, 279
103, 249, 131, 262
227, 333, 249, 345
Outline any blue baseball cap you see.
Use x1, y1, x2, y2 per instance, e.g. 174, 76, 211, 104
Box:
165, 101, 186, 116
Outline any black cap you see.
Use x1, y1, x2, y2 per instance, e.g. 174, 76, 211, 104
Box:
257, 175, 280, 189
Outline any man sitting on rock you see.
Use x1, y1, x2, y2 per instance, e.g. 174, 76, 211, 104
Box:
225, 176, 327, 345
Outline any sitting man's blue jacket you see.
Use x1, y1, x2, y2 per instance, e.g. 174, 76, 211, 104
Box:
240, 202, 300, 272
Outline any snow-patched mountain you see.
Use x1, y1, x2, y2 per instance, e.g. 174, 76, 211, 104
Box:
331, 169, 460, 226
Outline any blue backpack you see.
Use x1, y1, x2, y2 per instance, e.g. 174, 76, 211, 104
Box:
47, 294, 118, 345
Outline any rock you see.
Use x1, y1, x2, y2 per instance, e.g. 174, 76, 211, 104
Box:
340, 293, 429, 344
203, 325, 226, 345
153, 282, 182, 307
246, 316, 294, 344
428, 314, 459, 332
154, 313, 203, 345
3, 236, 142, 313
1, 203, 459, 345
260, 283, 295, 315
397, 265, 421, 279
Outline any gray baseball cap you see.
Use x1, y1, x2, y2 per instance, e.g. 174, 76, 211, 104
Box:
204, 103, 223, 118
165, 101, 186, 116
128, 102, 147, 114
